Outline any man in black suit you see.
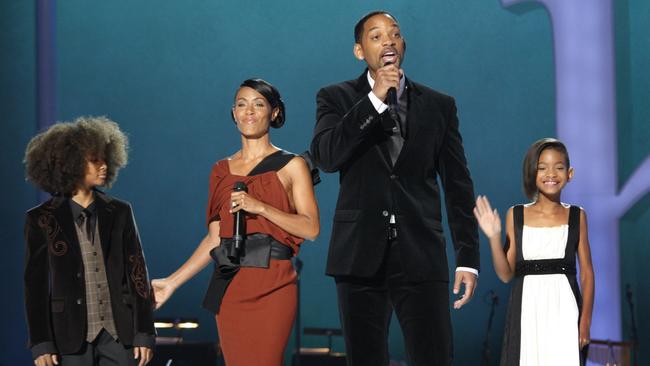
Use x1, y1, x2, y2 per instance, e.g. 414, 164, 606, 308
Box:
310, 11, 479, 365
23, 117, 155, 366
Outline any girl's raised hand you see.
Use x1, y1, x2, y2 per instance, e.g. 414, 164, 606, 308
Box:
473, 195, 502, 239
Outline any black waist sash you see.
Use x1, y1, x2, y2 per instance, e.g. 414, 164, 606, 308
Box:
515, 258, 576, 277
202, 233, 293, 314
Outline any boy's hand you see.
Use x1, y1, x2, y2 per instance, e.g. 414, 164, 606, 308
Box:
134, 346, 153, 366
34, 353, 58, 366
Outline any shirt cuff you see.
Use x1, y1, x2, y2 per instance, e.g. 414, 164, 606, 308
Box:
367, 91, 388, 113
456, 267, 479, 277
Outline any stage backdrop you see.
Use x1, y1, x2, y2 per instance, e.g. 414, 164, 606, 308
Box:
1, 1, 647, 365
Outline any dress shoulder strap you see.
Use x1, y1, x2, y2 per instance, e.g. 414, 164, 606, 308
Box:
513, 205, 525, 261
568, 205, 581, 231
564, 205, 581, 257
247, 150, 296, 176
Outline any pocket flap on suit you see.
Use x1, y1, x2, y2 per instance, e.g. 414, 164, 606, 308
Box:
333, 210, 361, 222
51, 298, 65, 313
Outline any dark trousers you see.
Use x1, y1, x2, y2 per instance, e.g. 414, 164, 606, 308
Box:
61, 329, 136, 366
335, 240, 452, 366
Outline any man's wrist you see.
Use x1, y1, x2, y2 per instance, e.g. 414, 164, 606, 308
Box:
367, 91, 388, 113
456, 267, 479, 276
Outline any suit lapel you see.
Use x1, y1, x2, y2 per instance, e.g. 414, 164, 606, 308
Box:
393, 79, 422, 172
377, 137, 394, 170
52, 196, 82, 256
353, 69, 371, 94
94, 191, 115, 260
354, 70, 393, 170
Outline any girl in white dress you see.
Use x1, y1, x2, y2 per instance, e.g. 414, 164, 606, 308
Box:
473, 138, 595, 366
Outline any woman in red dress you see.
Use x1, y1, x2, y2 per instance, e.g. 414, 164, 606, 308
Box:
152, 79, 320, 365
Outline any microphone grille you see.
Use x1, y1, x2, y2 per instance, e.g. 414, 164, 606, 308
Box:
233, 181, 247, 192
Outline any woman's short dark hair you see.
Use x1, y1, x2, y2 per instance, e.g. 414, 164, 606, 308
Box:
24, 116, 129, 195
231, 78, 286, 128
522, 137, 571, 200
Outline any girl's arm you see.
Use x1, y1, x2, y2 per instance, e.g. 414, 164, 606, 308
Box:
151, 220, 221, 309
474, 196, 517, 283
230, 157, 320, 241
577, 208, 595, 349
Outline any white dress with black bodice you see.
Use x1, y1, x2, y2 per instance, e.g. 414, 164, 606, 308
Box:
500, 203, 583, 366
519, 224, 579, 365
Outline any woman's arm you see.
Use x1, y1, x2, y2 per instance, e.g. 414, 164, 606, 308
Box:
151, 221, 221, 309
473, 196, 516, 283
577, 208, 595, 349
230, 157, 320, 241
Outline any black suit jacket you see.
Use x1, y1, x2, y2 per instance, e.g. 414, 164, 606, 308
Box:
24, 191, 155, 358
311, 71, 479, 281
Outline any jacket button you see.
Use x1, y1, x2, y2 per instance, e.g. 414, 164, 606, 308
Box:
390, 174, 397, 179
382, 210, 389, 217
76, 272, 82, 278
76, 299, 82, 305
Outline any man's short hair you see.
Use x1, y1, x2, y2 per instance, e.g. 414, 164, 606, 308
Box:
354, 11, 398, 43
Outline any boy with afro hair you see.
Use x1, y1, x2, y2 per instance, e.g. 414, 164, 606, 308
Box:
23, 116, 155, 366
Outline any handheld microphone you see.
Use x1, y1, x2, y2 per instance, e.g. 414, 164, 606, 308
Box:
384, 61, 399, 123
232, 181, 247, 257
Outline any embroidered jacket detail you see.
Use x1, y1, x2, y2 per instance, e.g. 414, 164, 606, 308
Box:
129, 252, 149, 299
38, 213, 68, 256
